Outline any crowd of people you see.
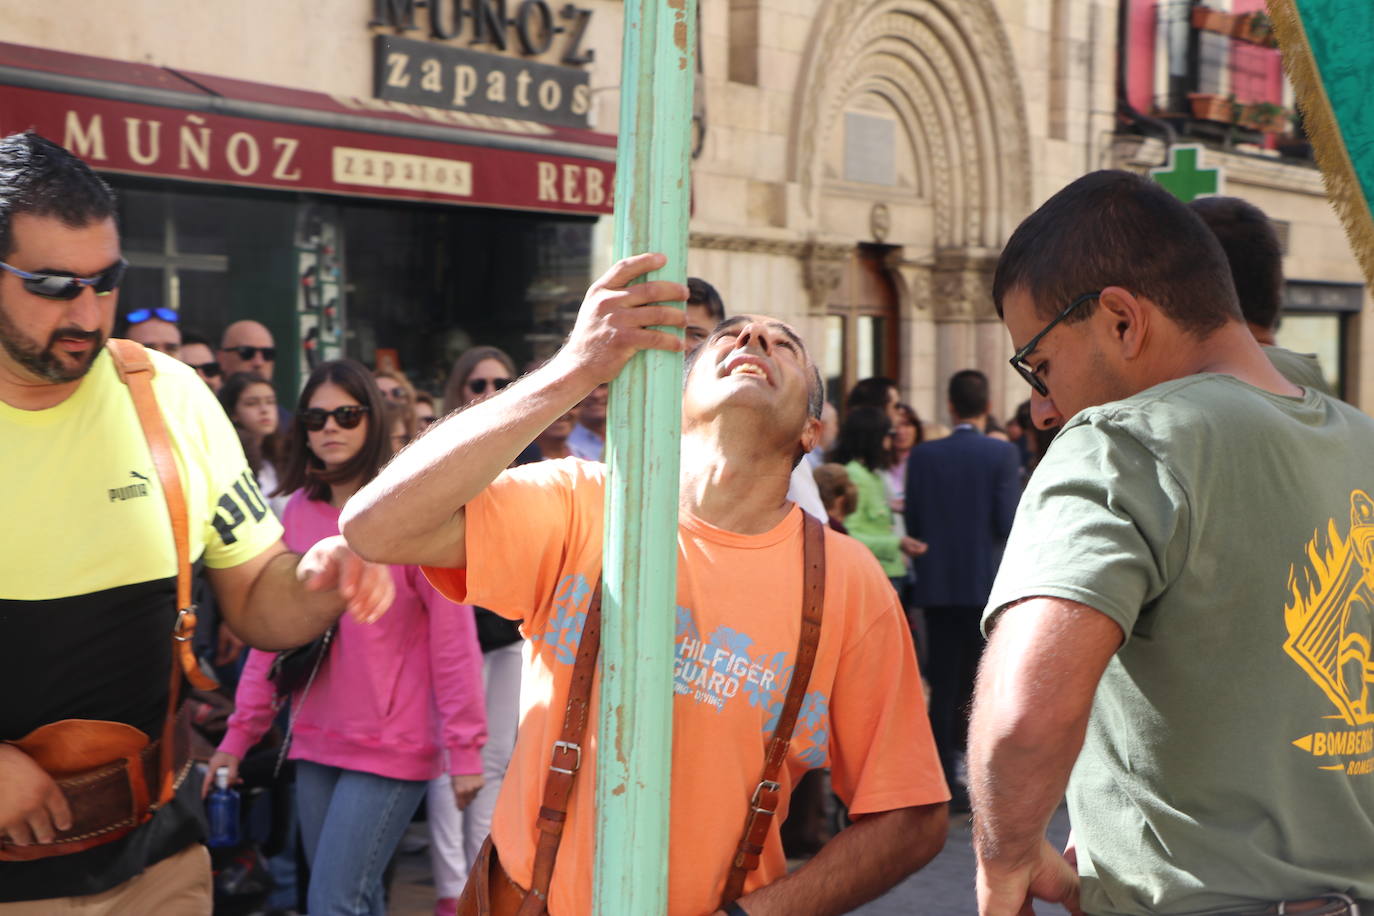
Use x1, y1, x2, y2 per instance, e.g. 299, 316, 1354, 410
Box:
4, 129, 1372, 916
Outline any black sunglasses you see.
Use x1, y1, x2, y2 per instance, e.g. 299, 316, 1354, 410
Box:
1009, 292, 1099, 397
224, 345, 276, 362
468, 377, 512, 395
0, 258, 127, 301
300, 405, 369, 431
190, 362, 223, 379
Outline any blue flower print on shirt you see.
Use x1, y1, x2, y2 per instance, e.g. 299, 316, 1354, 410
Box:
536, 573, 593, 665
750, 650, 795, 721
675, 605, 700, 642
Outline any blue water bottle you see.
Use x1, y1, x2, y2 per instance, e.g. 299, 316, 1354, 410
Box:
206, 765, 240, 848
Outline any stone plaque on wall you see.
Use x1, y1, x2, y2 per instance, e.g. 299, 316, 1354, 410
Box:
843, 111, 896, 186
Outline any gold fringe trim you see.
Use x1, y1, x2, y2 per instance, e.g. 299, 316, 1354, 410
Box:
1267, 0, 1374, 288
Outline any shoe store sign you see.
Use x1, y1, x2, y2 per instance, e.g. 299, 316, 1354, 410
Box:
370, 1, 597, 129
0, 85, 614, 215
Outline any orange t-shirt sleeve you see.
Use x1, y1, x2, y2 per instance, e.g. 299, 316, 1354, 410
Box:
422, 457, 604, 632
827, 589, 951, 815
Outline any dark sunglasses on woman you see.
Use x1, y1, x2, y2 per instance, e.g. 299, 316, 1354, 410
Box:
0, 258, 127, 300
468, 377, 512, 395
300, 405, 369, 431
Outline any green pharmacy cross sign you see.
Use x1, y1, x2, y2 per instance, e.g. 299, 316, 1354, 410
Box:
1151, 144, 1223, 202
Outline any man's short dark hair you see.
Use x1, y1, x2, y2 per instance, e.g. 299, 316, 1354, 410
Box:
0, 132, 116, 260
993, 170, 1241, 336
1188, 196, 1284, 331
845, 377, 897, 413
181, 329, 214, 349
687, 277, 725, 324
948, 369, 990, 420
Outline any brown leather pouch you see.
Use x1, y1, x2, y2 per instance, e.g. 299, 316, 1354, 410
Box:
0, 717, 188, 862
456, 836, 530, 916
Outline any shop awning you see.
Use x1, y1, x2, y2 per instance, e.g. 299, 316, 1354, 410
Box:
0, 41, 615, 215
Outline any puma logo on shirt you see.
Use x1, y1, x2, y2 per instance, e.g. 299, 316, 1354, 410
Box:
109, 470, 151, 502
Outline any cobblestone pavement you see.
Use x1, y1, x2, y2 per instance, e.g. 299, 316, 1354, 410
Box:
388, 804, 1073, 916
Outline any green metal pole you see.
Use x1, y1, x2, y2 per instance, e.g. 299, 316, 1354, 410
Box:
594, 1, 695, 913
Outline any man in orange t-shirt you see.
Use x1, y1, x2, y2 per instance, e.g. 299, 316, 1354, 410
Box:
342, 253, 949, 916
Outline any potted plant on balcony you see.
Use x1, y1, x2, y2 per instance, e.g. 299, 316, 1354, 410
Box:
1233, 11, 1278, 47
1239, 101, 1288, 133
1188, 92, 1239, 124
1190, 4, 1236, 36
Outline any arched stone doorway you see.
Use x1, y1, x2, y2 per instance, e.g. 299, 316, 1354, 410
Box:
790, 0, 1032, 419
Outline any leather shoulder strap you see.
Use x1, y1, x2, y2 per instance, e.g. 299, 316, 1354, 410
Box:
106, 340, 194, 613
105, 339, 216, 808
721, 512, 826, 905
520, 577, 603, 915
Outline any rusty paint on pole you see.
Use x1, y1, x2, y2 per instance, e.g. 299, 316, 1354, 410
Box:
593, 0, 696, 912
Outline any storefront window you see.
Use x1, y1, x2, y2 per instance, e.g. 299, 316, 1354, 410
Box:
112, 182, 233, 336
339, 200, 595, 399
108, 178, 593, 401
1281, 280, 1362, 398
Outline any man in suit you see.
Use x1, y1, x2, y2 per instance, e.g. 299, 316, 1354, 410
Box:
904, 369, 1021, 805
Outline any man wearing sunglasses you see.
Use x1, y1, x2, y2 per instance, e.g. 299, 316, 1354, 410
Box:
178, 330, 223, 393
0, 132, 395, 913
219, 319, 277, 381
343, 252, 950, 916
967, 170, 1374, 916
123, 306, 181, 358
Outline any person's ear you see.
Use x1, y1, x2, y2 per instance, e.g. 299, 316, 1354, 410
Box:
1096, 286, 1148, 360
798, 415, 822, 455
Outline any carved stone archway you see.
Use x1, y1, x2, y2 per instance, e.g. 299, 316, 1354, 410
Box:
792, 0, 1032, 249
790, 0, 1033, 412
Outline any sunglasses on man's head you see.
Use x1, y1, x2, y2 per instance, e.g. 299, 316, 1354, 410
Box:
190, 362, 223, 379
127, 307, 178, 325
224, 345, 276, 362
300, 405, 369, 431
0, 258, 127, 301
468, 377, 512, 395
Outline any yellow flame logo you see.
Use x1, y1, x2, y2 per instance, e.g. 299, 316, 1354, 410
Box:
1284, 490, 1374, 727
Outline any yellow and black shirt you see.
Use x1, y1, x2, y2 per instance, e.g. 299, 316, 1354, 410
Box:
1, 346, 282, 901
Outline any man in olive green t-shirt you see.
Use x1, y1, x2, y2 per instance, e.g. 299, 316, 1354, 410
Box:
968, 171, 1374, 916
1191, 196, 1337, 397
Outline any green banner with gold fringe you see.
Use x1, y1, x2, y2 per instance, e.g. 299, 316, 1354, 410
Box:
1270, 0, 1374, 285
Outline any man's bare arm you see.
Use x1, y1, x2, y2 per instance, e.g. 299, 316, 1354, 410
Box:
721, 804, 947, 916
968, 596, 1122, 915
341, 253, 686, 570
208, 537, 395, 650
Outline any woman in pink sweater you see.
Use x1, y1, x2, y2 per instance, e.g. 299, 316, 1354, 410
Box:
208, 359, 486, 915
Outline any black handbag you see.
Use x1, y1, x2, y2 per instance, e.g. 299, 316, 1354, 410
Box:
266, 625, 336, 696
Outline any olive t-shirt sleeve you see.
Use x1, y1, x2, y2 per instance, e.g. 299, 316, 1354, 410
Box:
983, 417, 1192, 641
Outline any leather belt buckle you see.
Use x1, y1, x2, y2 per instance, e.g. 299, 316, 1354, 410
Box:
550, 740, 581, 775
749, 779, 781, 814
172, 605, 198, 642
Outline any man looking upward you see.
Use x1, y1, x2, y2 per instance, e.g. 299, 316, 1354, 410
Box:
342, 253, 949, 916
